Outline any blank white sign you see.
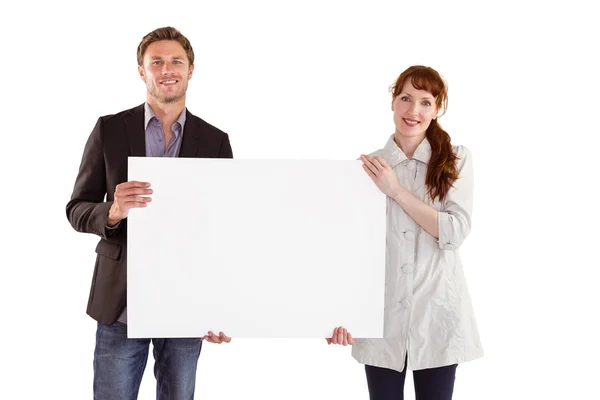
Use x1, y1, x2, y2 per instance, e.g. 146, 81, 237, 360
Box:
127, 157, 386, 338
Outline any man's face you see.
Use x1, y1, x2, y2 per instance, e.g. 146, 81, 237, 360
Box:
138, 40, 194, 104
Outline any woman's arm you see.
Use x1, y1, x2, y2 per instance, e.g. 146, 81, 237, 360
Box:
361, 148, 474, 246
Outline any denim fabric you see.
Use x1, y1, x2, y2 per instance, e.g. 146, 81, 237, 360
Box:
93, 322, 202, 400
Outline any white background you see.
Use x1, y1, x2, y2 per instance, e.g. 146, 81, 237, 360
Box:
1, 0, 599, 399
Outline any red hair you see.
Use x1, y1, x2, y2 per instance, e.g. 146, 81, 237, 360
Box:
390, 65, 459, 202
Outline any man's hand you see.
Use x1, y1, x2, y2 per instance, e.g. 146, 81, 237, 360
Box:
107, 181, 152, 226
201, 331, 231, 344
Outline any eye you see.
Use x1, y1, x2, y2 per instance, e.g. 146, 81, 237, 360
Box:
173, 60, 182, 64
422, 101, 431, 106
400, 96, 410, 102
152, 61, 162, 65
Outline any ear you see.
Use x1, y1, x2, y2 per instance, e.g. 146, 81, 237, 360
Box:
138, 65, 146, 82
188, 64, 194, 80
391, 97, 395, 112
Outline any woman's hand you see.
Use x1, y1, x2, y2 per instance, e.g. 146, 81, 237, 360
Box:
360, 155, 402, 198
201, 331, 231, 344
326, 326, 354, 346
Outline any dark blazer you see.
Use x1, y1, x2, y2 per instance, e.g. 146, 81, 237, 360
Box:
66, 103, 233, 325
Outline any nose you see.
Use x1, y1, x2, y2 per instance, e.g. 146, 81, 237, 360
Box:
408, 102, 419, 116
161, 62, 175, 75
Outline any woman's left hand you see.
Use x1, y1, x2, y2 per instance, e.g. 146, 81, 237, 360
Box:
360, 155, 402, 198
326, 326, 354, 345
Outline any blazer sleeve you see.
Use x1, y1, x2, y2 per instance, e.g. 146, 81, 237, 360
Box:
66, 117, 117, 239
437, 145, 474, 250
218, 133, 233, 158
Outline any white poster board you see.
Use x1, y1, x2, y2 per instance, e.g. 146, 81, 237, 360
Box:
127, 157, 386, 338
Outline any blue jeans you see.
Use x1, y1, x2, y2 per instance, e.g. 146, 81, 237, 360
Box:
93, 322, 202, 400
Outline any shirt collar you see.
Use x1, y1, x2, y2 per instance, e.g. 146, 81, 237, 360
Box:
144, 102, 187, 137
381, 134, 431, 168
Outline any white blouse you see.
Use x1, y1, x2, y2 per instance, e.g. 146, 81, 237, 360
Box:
352, 135, 484, 372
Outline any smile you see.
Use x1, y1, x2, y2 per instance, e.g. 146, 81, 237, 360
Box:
159, 80, 178, 85
403, 118, 420, 127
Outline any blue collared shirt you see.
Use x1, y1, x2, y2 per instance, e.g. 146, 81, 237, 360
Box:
144, 102, 186, 157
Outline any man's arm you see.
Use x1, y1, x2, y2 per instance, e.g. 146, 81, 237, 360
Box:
218, 134, 233, 159
66, 117, 116, 239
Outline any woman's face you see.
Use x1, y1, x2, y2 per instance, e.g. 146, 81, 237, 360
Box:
392, 80, 439, 140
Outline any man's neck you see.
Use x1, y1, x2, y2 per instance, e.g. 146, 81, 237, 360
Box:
147, 97, 186, 127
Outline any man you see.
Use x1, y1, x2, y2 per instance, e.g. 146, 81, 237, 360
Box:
66, 27, 232, 399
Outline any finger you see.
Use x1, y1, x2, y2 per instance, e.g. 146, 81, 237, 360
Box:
210, 331, 223, 344
219, 332, 231, 343
371, 155, 386, 170
337, 327, 344, 345
375, 156, 390, 169
363, 164, 377, 180
326, 338, 332, 345
360, 154, 374, 167
118, 197, 152, 208
372, 156, 386, 170
347, 332, 354, 345
127, 202, 149, 208
123, 195, 152, 203
118, 181, 151, 189
341, 328, 348, 346
362, 154, 378, 166
331, 327, 338, 344
118, 198, 151, 210
118, 187, 153, 197
362, 160, 378, 175
115, 180, 151, 195
361, 156, 379, 175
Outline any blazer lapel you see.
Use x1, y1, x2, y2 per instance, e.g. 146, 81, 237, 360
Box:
178, 109, 202, 158
124, 104, 146, 157
125, 107, 210, 158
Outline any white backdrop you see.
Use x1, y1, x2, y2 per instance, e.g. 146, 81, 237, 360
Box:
1, 0, 599, 399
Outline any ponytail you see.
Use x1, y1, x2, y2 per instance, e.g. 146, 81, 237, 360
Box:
425, 119, 459, 202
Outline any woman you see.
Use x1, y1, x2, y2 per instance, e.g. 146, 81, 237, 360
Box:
328, 65, 483, 400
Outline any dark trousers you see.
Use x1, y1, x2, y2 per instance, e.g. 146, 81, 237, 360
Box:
365, 361, 457, 400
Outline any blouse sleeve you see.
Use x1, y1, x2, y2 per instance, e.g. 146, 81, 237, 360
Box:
437, 145, 474, 250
